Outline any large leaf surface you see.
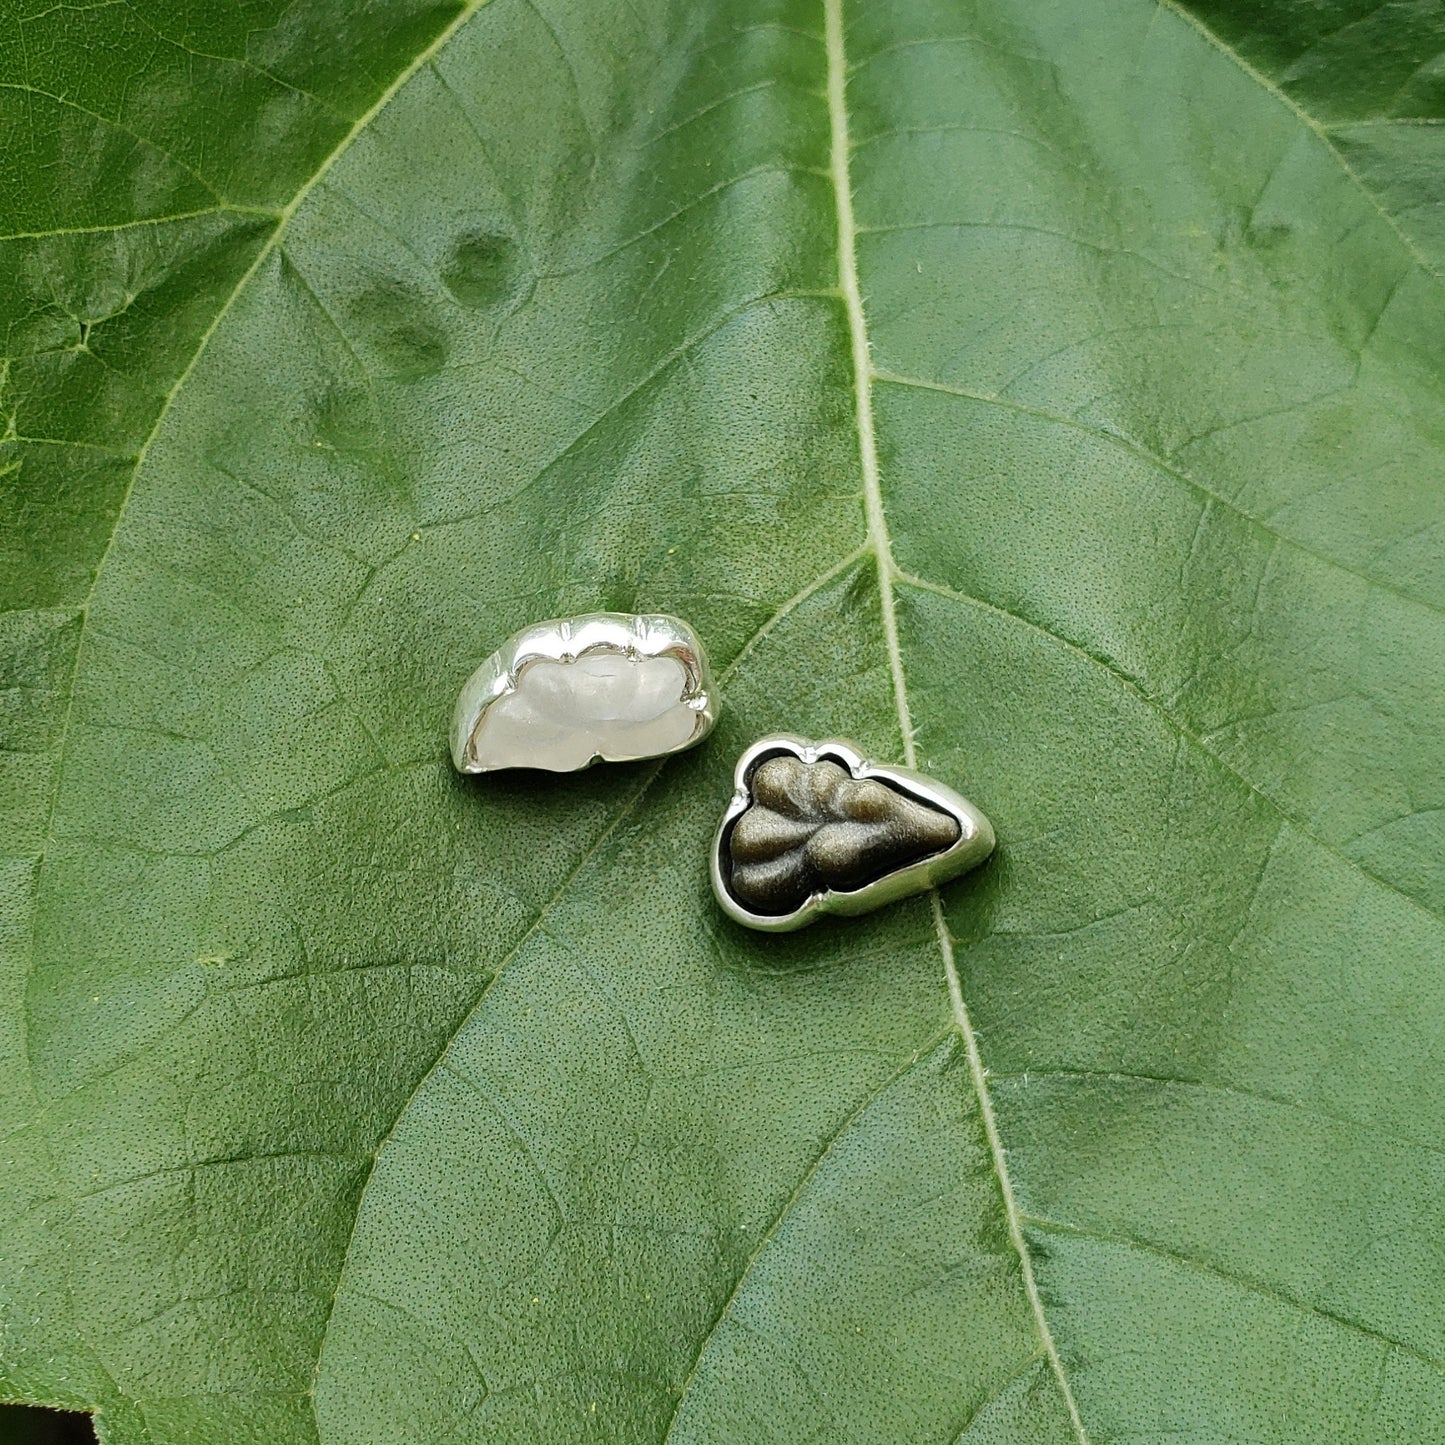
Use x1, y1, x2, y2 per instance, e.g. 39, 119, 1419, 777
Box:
3, 0, 1444, 1441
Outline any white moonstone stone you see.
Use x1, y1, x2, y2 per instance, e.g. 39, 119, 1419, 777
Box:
471, 652, 698, 771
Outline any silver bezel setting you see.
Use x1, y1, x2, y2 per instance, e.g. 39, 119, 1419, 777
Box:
710, 735, 995, 932
450, 612, 718, 774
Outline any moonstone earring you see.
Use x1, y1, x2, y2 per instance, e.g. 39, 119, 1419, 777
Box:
450, 613, 717, 774
711, 735, 994, 931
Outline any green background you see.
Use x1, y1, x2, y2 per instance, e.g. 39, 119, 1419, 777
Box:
3, 0, 1443, 1440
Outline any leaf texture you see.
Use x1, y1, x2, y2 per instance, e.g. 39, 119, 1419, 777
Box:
2, 0, 1443, 1442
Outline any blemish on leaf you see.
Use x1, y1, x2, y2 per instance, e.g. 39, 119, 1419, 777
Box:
1245, 220, 1292, 251
348, 280, 448, 380
441, 230, 523, 309
312, 381, 380, 454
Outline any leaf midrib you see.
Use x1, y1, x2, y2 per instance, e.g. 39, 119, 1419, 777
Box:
822, 0, 1091, 1437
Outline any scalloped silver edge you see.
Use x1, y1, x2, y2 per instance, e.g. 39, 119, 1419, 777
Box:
710, 735, 995, 932
450, 612, 718, 774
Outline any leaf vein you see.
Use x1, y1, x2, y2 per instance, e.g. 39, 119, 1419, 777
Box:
992, 1068, 1445, 1163
822, 0, 1091, 1438
871, 369, 1445, 618
1157, 0, 1444, 286
1023, 1214, 1445, 1377
309, 756, 669, 1417
0, 205, 279, 244
309, 542, 870, 1427
658, 1029, 955, 1443
948, 1352, 1048, 1444
892, 567, 1445, 929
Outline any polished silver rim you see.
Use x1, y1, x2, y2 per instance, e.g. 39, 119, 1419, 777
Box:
450, 612, 718, 774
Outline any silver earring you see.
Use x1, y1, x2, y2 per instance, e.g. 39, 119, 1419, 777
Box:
711, 735, 994, 931
451, 612, 717, 774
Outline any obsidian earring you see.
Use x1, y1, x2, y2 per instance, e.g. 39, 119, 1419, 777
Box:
710, 735, 994, 932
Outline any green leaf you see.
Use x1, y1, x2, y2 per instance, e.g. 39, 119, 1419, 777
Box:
3, 0, 1443, 1441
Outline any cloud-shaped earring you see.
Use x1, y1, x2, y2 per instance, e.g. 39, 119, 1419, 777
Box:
711, 736, 994, 931
451, 613, 717, 773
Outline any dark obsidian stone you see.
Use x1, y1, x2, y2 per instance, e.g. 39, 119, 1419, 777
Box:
724, 754, 960, 916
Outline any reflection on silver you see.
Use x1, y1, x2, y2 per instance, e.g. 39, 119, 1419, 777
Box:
711, 735, 995, 932
450, 612, 717, 774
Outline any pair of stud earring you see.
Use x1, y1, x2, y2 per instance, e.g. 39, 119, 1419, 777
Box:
450, 612, 994, 932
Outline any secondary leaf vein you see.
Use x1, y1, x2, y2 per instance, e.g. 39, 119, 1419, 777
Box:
1158, 0, 1443, 286
893, 566, 1445, 930
1024, 1214, 1445, 1377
